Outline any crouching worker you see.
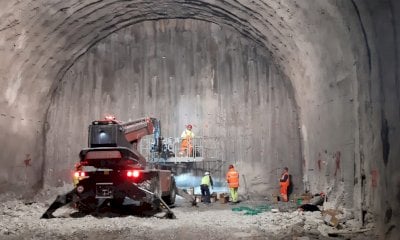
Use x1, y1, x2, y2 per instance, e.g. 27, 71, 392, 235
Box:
200, 171, 213, 204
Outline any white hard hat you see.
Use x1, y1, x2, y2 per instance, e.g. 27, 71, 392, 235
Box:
204, 171, 210, 176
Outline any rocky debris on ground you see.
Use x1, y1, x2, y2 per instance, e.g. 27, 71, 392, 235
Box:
0, 191, 379, 240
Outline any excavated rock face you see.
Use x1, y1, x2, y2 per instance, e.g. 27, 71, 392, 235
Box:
0, 1, 399, 238
44, 19, 302, 196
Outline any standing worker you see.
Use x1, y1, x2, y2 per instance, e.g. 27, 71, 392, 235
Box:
279, 167, 290, 202
200, 171, 213, 204
226, 164, 239, 204
180, 124, 195, 156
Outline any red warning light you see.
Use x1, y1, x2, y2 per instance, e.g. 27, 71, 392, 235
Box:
127, 170, 140, 178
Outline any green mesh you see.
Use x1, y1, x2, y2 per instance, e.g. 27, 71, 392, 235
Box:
232, 205, 271, 215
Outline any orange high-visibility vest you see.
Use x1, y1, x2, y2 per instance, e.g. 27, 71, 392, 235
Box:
226, 168, 239, 188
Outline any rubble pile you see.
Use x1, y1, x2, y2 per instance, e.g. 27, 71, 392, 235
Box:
0, 191, 378, 240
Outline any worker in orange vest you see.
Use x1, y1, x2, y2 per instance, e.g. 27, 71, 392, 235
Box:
279, 167, 290, 202
180, 124, 194, 156
226, 164, 239, 204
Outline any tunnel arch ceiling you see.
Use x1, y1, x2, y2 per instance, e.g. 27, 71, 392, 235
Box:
3, 0, 391, 231
34, 1, 362, 206
45, 19, 303, 198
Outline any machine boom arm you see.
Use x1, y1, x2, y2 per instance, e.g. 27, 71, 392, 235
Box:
121, 117, 156, 144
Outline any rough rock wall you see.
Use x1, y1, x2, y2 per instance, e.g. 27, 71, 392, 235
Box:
0, 0, 359, 203
287, 1, 359, 210
351, 0, 400, 238
45, 19, 302, 197
0, 0, 399, 238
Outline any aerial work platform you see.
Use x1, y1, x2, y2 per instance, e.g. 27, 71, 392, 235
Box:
140, 136, 221, 163
140, 136, 224, 174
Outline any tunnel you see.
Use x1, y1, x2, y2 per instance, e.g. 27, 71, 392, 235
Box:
0, 0, 399, 239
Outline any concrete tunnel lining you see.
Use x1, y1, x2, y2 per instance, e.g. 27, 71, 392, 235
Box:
44, 18, 303, 198
49, 1, 358, 203
36, 1, 304, 195
1, 0, 399, 238
48, 0, 295, 91
36, 1, 303, 185
1, 0, 362, 210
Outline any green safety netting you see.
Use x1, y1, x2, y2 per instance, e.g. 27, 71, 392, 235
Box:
232, 205, 271, 215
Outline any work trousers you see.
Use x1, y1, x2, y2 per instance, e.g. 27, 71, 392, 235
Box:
200, 184, 211, 203
180, 139, 193, 156
280, 183, 289, 202
229, 187, 238, 203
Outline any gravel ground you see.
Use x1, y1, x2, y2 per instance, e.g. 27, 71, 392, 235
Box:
0, 189, 378, 240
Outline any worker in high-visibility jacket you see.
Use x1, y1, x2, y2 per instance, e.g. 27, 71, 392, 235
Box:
226, 164, 239, 204
279, 167, 290, 202
200, 171, 213, 204
180, 124, 194, 156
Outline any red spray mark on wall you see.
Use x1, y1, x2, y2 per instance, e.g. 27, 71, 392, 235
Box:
24, 154, 31, 167
317, 153, 322, 171
334, 151, 341, 177
371, 169, 379, 188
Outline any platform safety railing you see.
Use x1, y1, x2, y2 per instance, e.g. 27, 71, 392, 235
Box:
139, 136, 222, 163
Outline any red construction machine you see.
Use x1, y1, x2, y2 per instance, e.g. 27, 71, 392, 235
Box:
41, 116, 181, 219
